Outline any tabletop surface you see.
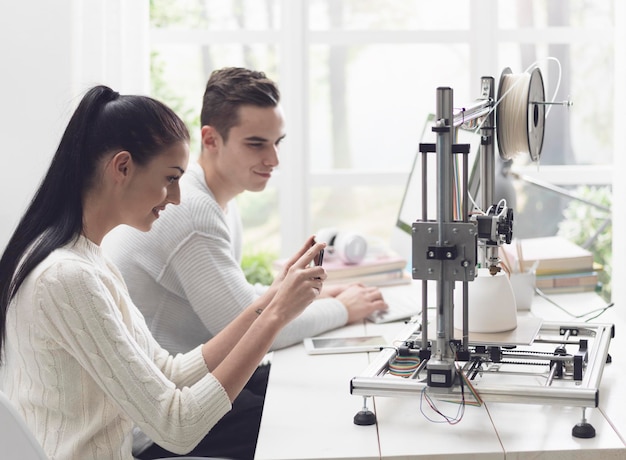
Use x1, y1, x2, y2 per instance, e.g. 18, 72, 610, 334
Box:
255, 287, 626, 460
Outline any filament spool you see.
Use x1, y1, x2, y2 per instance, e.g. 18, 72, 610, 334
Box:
496, 67, 546, 162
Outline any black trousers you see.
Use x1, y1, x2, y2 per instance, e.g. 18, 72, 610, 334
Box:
137, 364, 270, 460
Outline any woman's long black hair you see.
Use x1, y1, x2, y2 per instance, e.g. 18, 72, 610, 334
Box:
0, 85, 189, 362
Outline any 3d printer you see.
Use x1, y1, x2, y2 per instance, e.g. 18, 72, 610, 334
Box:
350, 67, 614, 439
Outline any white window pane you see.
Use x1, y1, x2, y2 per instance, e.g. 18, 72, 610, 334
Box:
309, 0, 470, 30
238, 188, 280, 255
151, 0, 281, 30
309, 43, 471, 171
498, 0, 613, 30
311, 185, 405, 245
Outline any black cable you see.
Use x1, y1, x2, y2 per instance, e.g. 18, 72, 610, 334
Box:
534, 288, 614, 322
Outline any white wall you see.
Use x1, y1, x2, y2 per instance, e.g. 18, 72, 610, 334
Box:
0, 0, 148, 250
0, 0, 74, 249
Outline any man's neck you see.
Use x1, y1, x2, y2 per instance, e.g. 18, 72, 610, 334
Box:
197, 158, 235, 210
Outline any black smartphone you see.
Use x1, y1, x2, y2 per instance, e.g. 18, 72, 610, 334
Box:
314, 248, 325, 267
312, 247, 324, 280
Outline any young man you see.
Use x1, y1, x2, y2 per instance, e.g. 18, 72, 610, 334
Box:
103, 67, 387, 459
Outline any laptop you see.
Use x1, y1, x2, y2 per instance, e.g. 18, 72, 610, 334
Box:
368, 281, 423, 323
371, 114, 482, 324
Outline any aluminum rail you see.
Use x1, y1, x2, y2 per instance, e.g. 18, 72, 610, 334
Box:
453, 98, 492, 128
350, 321, 613, 409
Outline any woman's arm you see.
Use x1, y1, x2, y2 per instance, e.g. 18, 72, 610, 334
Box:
200, 239, 326, 399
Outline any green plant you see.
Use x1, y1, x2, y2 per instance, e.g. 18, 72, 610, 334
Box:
557, 185, 612, 301
241, 251, 276, 286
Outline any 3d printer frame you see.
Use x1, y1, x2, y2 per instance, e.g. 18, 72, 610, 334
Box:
351, 319, 614, 406
350, 74, 614, 438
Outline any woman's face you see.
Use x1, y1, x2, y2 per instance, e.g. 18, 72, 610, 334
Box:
122, 141, 190, 231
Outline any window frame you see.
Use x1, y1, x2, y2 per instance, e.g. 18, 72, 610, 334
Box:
148, 0, 623, 309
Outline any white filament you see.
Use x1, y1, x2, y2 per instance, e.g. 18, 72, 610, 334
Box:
498, 72, 533, 160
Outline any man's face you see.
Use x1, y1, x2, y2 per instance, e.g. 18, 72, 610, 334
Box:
216, 104, 285, 194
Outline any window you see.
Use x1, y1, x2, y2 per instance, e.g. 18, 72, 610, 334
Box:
149, 0, 616, 297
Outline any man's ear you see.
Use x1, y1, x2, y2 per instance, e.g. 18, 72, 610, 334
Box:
110, 151, 133, 182
201, 125, 221, 151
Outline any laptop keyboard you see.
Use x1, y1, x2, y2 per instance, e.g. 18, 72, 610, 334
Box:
369, 284, 422, 323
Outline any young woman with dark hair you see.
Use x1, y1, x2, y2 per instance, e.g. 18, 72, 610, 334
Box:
0, 85, 326, 460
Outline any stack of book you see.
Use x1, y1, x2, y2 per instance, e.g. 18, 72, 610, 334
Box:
320, 253, 410, 287
534, 270, 600, 294
273, 251, 410, 287
501, 236, 599, 294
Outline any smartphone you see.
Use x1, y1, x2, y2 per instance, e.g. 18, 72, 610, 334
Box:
303, 335, 387, 355
310, 242, 324, 281
313, 248, 324, 266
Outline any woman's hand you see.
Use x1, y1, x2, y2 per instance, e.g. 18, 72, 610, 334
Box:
262, 239, 327, 324
266, 235, 318, 297
271, 235, 316, 283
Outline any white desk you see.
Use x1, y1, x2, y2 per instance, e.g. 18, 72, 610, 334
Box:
255, 290, 626, 460
255, 324, 380, 460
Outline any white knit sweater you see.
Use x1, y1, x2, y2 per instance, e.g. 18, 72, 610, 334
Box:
103, 162, 348, 355
0, 236, 231, 460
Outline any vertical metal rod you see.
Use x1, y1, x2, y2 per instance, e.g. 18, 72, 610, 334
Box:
461, 130, 469, 350
420, 150, 429, 350
479, 76, 498, 268
435, 87, 454, 361
462, 138, 469, 223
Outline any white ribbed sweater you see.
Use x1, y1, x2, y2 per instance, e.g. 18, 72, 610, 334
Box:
0, 236, 231, 460
103, 162, 348, 355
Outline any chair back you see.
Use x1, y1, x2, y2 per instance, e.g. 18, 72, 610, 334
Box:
0, 389, 48, 459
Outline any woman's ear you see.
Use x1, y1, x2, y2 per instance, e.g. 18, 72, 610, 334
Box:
109, 151, 133, 182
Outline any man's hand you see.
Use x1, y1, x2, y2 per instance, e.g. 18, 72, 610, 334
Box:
336, 284, 388, 324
